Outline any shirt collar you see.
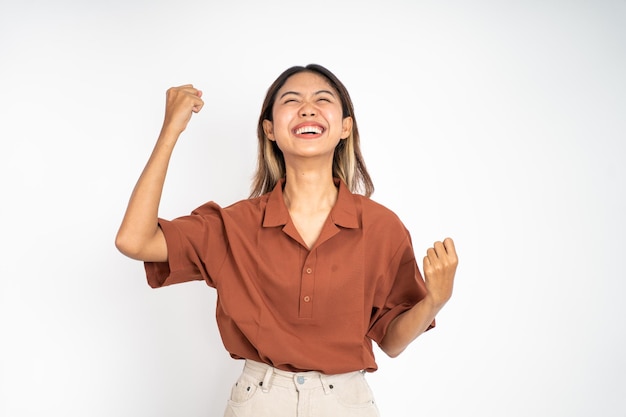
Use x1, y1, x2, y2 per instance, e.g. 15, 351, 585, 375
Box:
262, 178, 359, 229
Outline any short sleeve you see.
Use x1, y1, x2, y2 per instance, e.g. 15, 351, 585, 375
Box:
367, 235, 435, 345
144, 202, 228, 289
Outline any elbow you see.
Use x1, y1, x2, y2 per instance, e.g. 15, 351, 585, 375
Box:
115, 227, 166, 262
384, 348, 405, 359
378, 341, 406, 359
115, 231, 141, 260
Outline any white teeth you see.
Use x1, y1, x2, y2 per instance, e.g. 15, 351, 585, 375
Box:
295, 126, 323, 135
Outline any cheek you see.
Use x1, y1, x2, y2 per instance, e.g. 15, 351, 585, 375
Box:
271, 110, 291, 132
272, 120, 291, 138
325, 112, 344, 131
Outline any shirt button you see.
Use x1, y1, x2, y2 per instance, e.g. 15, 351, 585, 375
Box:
303, 296, 311, 302
305, 268, 312, 274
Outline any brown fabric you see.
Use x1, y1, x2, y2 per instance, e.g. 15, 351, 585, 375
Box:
145, 178, 432, 374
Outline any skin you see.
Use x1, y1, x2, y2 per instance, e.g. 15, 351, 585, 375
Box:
115, 73, 458, 359
262, 72, 353, 248
115, 84, 204, 262
379, 237, 458, 357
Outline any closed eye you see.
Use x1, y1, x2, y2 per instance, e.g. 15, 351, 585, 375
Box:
315, 90, 336, 102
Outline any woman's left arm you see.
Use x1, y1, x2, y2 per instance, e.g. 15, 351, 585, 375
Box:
379, 237, 458, 358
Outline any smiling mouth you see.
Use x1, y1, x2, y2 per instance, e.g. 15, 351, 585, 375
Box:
294, 126, 324, 135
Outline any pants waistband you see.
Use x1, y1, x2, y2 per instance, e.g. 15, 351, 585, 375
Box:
243, 360, 363, 394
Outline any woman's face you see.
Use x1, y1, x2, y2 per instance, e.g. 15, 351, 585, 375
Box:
263, 71, 352, 163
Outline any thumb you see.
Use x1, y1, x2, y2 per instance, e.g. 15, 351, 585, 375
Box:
423, 256, 432, 279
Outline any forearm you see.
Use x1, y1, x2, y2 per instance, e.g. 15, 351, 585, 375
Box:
379, 295, 443, 358
116, 85, 204, 261
115, 127, 179, 260
379, 238, 458, 357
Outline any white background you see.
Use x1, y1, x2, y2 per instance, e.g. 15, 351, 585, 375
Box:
1, 0, 625, 416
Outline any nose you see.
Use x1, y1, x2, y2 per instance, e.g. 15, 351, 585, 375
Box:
300, 101, 316, 117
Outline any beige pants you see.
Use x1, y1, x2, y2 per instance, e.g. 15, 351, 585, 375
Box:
223, 360, 380, 417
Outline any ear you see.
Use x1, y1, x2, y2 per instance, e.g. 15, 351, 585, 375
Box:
341, 116, 353, 140
263, 119, 275, 141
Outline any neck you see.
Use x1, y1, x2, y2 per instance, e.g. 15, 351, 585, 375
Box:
283, 168, 338, 213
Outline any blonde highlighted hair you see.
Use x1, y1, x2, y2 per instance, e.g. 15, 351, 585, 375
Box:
250, 64, 374, 198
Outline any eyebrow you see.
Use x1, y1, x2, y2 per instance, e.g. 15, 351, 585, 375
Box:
279, 89, 336, 99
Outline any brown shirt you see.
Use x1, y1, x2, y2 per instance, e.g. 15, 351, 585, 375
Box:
145, 178, 432, 374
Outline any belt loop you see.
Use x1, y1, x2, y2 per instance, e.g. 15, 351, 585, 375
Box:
319, 374, 332, 395
261, 365, 273, 393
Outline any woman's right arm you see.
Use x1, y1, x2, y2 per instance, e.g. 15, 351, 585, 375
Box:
115, 85, 204, 262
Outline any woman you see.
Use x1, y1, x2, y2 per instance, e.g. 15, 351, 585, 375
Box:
116, 64, 458, 416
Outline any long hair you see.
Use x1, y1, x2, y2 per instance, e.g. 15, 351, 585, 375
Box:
249, 64, 374, 198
